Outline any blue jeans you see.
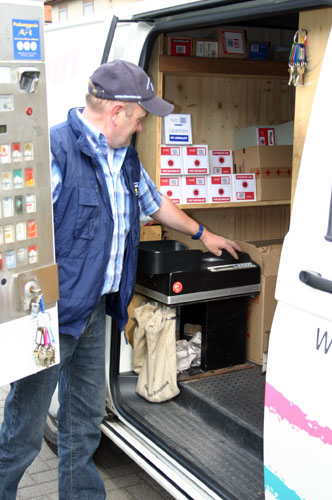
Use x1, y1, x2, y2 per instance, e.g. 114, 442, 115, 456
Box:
0, 296, 107, 500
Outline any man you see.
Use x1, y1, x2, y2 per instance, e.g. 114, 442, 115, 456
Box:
0, 60, 240, 500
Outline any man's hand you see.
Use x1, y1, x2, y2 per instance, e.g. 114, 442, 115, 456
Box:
152, 196, 241, 259
201, 228, 241, 259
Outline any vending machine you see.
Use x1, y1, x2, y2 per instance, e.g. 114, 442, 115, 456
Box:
0, 0, 59, 386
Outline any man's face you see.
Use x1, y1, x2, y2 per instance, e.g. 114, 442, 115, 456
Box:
109, 103, 148, 148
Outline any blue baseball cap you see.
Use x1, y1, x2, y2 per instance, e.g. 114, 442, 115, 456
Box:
88, 60, 174, 117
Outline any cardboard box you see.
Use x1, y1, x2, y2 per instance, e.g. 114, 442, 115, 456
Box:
233, 145, 292, 201
183, 145, 209, 175
182, 176, 208, 204
236, 239, 283, 365
218, 29, 246, 59
234, 122, 294, 149
272, 45, 290, 62
232, 173, 256, 201
195, 39, 218, 58
162, 114, 192, 145
208, 175, 233, 203
167, 36, 192, 56
160, 145, 183, 175
160, 176, 182, 204
209, 149, 233, 174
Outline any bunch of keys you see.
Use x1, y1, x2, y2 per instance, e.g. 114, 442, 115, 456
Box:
33, 295, 56, 368
288, 28, 307, 87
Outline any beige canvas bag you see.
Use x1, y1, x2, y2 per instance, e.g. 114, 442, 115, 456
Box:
132, 302, 158, 374
136, 304, 180, 403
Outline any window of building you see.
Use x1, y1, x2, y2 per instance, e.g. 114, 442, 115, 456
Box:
83, 0, 94, 16
58, 3, 68, 22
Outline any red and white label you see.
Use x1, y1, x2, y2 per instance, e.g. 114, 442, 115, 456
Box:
256, 127, 275, 146
173, 281, 183, 294
232, 173, 256, 201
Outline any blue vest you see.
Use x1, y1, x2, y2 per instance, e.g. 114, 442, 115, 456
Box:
51, 108, 141, 338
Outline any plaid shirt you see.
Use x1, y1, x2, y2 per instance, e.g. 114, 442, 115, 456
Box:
52, 109, 162, 294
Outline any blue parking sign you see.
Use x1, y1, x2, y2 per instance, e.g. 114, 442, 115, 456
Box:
12, 19, 41, 60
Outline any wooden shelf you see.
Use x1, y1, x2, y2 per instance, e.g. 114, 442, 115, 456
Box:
159, 55, 289, 79
178, 200, 290, 210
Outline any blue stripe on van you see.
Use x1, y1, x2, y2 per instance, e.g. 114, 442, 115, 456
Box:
264, 466, 303, 499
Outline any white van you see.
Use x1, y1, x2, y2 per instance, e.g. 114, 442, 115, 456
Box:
44, 1, 332, 499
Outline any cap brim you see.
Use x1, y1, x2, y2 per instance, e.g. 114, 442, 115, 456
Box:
138, 96, 174, 117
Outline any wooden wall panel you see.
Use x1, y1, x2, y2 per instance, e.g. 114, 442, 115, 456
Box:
292, 8, 332, 206
163, 205, 289, 247
164, 75, 294, 150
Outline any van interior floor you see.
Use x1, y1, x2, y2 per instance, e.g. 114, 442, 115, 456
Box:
116, 364, 265, 500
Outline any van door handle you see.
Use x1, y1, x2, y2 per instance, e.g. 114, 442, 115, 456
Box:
299, 270, 332, 294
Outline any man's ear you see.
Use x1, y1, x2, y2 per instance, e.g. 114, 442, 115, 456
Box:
109, 103, 125, 125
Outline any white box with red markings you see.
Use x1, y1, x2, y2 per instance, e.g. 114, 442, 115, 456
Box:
208, 175, 233, 203
232, 173, 256, 201
182, 176, 208, 204
160, 146, 183, 175
209, 149, 233, 174
183, 145, 209, 175
160, 176, 182, 204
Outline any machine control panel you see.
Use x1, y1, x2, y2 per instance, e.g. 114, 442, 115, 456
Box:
0, 1, 59, 385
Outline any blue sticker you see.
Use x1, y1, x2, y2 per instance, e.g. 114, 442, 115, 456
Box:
12, 19, 41, 60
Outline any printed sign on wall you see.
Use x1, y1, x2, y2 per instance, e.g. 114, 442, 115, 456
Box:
12, 19, 41, 60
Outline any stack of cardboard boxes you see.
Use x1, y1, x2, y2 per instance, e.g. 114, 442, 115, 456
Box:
160, 114, 289, 366
160, 114, 293, 205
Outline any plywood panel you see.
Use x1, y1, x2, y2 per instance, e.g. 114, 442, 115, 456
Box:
164, 75, 294, 150
292, 8, 332, 205
163, 205, 289, 248
135, 36, 163, 185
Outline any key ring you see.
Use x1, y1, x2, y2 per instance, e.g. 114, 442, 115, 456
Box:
294, 28, 307, 45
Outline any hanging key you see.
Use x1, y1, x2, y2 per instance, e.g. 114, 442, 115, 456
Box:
45, 345, 56, 367
288, 63, 295, 86
297, 64, 306, 86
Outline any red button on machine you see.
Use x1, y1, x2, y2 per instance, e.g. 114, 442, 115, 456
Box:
26, 107, 33, 116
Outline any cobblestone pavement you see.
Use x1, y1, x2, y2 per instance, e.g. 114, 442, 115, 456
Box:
0, 385, 174, 500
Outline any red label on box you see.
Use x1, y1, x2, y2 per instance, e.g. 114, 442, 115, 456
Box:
169, 38, 192, 57
212, 150, 231, 156
186, 147, 207, 156
161, 146, 181, 156
257, 128, 275, 146
185, 177, 206, 186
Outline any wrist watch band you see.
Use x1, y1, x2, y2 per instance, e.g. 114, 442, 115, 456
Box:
192, 224, 204, 240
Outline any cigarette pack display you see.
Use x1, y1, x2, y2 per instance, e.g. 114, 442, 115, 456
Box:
209, 149, 233, 174
160, 176, 183, 205
182, 176, 208, 204
160, 146, 183, 175
195, 39, 218, 58
183, 145, 209, 175
167, 36, 192, 57
208, 175, 233, 203
218, 29, 246, 59
232, 173, 256, 201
